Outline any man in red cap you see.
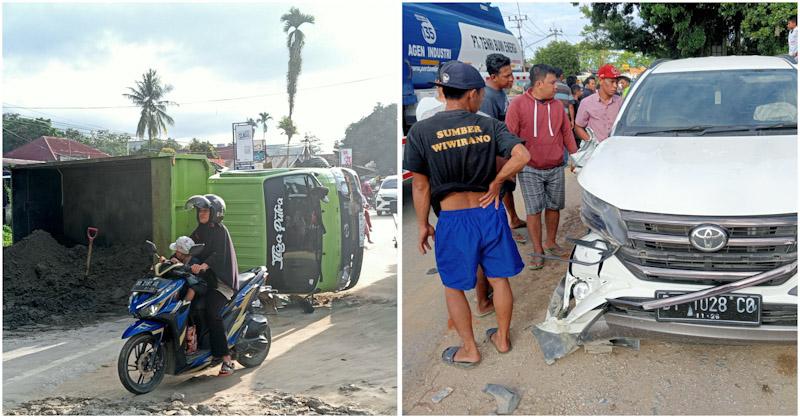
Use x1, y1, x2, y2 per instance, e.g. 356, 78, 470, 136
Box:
575, 64, 624, 142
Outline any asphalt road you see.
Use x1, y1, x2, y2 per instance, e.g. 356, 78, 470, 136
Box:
401, 172, 797, 415
3, 211, 398, 415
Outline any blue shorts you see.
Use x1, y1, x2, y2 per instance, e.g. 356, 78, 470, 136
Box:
434, 203, 524, 290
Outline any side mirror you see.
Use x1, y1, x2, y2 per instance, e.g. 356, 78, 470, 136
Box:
145, 240, 157, 254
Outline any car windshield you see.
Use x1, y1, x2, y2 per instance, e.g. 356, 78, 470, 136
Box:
616, 69, 797, 136
381, 178, 397, 189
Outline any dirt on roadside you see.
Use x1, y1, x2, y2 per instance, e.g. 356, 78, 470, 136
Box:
3, 230, 151, 330
4, 392, 374, 416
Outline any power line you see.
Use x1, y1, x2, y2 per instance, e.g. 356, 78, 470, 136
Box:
5, 74, 392, 110
506, 3, 528, 65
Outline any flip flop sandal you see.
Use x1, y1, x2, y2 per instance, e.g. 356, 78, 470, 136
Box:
486, 328, 512, 354
218, 361, 235, 376
544, 245, 568, 257
474, 306, 495, 318
528, 256, 544, 270
441, 346, 480, 369
513, 233, 527, 244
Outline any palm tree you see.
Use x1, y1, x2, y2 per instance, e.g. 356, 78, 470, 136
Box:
123, 69, 177, 149
280, 7, 315, 121
257, 112, 272, 140
278, 116, 298, 162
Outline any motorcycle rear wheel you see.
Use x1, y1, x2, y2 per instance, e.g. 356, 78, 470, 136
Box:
237, 325, 272, 368
118, 333, 166, 394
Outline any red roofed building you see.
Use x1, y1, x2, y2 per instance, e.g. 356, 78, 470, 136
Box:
4, 136, 110, 162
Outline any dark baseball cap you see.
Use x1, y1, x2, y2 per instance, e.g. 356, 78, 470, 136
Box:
434, 61, 486, 90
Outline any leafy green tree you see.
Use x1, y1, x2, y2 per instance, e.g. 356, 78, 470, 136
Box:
188, 138, 218, 158
257, 112, 272, 140
281, 8, 315, 121
83, 130, 131, 156
579, 3, 797, 58
123, 69, 177, 148
2, 113, 61, 152
531, 41, 581, 76
339, 103, 397, 176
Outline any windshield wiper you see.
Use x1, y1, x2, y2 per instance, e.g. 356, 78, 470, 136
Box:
701, 123, 798, 135
630, 125, 714, 136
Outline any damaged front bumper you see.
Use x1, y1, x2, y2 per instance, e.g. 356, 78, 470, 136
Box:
533, 232, 798, 364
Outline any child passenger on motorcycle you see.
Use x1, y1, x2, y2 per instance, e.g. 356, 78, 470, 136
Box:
165, 236, 204, 302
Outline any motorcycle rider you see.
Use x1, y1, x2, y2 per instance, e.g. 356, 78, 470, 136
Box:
185, 194, 239, 376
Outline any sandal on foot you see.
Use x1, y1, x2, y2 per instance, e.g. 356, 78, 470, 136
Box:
486, 328, 512, 354
512, 232, 527, 244
474, 306, 495, 318
543, 245, 568, 257
218, 361, 235, 376
441, 346, 480, 369
510, 221, 527, 229
528, 256, 544, 270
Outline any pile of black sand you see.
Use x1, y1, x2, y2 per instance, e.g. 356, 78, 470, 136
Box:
3, 230, 152, 330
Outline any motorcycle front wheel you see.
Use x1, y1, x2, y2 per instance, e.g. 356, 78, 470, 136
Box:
118, 333, 166, 394
237, 325, 272, 368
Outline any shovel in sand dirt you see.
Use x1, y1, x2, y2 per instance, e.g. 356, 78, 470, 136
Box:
85, 227, 99, 276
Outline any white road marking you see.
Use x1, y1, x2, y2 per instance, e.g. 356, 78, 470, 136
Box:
4, 339, 119, 384
3, 342, 68, 361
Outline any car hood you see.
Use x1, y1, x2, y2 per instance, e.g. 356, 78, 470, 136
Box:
378, 189, 397, 198
578, 135, 798, 216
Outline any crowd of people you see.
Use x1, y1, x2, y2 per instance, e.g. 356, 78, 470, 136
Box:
403, 53, 628, 367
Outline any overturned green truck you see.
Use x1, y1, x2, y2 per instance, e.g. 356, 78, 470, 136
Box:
10, 154, 366, 301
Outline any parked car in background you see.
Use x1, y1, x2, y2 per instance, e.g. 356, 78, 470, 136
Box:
535, 55, 798, 364
376, 175, 398, 216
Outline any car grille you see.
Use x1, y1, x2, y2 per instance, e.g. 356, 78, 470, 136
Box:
380, 195, 396, 202
608, 298, 797, 326
618, 211, 797, 286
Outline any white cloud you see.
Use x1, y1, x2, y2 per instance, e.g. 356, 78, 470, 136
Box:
3, 1, 399, 152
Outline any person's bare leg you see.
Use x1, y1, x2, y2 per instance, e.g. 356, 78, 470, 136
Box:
475, 267, 493, 315
184, 288, 195, 301
503, 192, 524, 228
544, 209, 560, 248
444, 287, 481, 363
487, 277, 512, 352
527, 212, 544, 254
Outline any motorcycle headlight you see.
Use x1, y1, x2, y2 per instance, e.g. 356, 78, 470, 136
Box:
135, 286, 177, 318
580, 191, 628, 246
138, 304, 160, 318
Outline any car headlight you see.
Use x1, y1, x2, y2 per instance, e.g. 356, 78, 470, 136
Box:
572, 280, 591, 301
580, 191, 628, 246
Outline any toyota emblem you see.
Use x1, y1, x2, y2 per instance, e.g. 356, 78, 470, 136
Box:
689, 224, 728, 252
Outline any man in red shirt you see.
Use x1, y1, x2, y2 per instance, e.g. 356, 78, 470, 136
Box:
506, 64, 578, 270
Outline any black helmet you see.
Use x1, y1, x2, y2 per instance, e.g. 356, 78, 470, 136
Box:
184, 194, 226, 224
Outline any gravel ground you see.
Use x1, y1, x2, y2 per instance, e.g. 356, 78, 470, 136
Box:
4, 392, 374, 415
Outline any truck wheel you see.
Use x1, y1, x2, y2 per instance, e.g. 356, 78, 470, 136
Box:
344, 247, 364, 290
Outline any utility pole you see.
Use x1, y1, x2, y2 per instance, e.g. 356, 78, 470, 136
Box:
549, 27, 564, 43
507, 2, 527, 68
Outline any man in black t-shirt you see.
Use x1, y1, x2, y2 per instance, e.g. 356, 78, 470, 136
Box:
403, 61, 530, 368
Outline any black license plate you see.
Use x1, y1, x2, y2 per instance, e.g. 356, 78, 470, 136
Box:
132, 279, 161, 293
655, 291, 761, 326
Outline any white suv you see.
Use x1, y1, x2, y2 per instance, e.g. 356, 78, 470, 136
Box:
535, 56, 797, 364
376, 175, 398, 215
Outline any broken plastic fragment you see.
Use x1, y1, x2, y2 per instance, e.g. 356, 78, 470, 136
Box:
482, 384, 521, 415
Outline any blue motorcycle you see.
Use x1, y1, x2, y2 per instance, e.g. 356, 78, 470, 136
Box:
117, 241, 272, 394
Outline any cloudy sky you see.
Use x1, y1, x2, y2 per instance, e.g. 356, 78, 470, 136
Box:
496, 2, 589, 59
2, 1, 398, 151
